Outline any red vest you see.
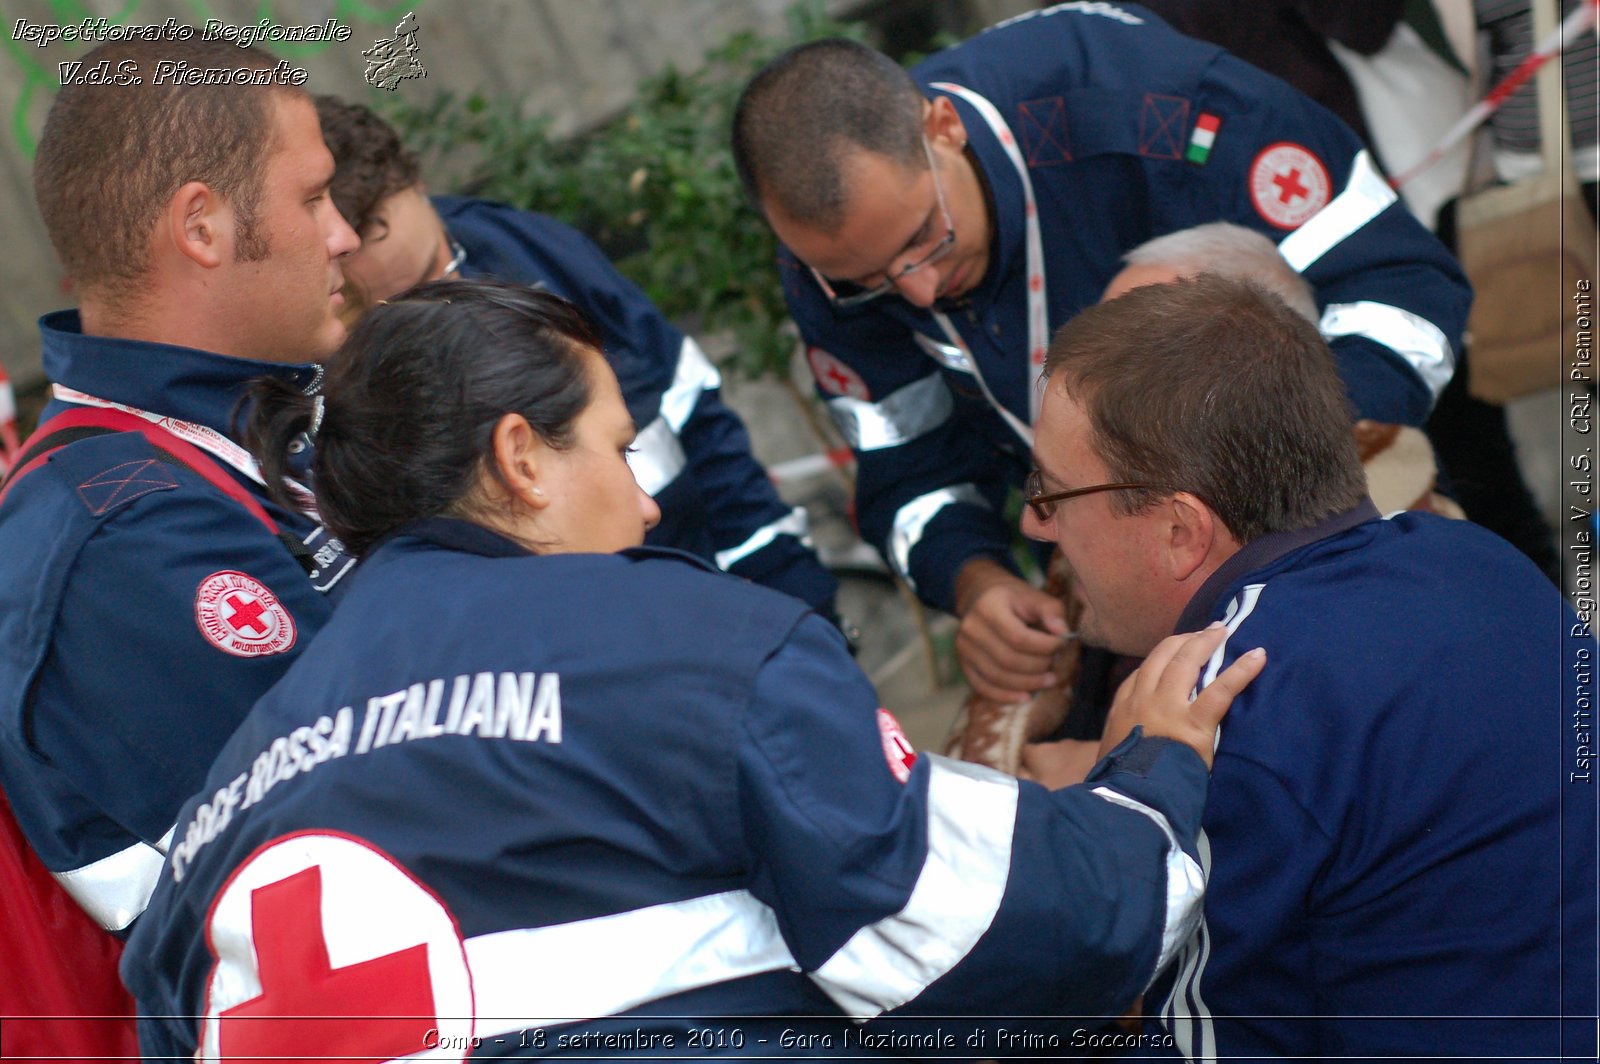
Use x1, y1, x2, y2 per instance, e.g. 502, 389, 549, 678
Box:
0, 785, 138, 1058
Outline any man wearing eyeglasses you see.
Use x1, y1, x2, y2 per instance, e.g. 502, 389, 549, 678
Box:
732, 5, 1469, 704
1026, 273, 1591, 1061
316, 97, 839, 621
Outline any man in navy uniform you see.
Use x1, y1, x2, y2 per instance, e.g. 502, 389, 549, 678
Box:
733, 5, 1470, 703
0, 33, 358, 979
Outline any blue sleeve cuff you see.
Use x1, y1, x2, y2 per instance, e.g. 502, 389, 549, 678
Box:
1084, 727, 1210, 849
1332, 335, 1443, 427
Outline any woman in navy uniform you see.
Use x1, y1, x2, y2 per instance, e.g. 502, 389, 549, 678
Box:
123, 280, 1263, 1060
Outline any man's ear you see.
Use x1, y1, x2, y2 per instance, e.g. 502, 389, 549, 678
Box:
490, 412, 550, 511
1163, 491, 1219, 582
167, 181, 228, 269
923, 94, 968, 151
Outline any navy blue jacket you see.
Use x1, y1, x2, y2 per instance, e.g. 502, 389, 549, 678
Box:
440, 196, 837, 615
1145, 504, 1597, 1060
126, 518, 1215, 1059
782, 3, 1471, 612
0, 312, 350, 933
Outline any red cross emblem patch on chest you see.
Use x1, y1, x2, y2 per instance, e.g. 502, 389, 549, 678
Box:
1247, 142, 1331, 230
807, 347, 871, 401
194, 570, 297, 658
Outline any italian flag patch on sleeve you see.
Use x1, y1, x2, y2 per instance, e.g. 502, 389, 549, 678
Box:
1186, 113, 1220, 165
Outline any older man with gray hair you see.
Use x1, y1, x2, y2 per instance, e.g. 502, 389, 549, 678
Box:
1102, 222, 1318, 320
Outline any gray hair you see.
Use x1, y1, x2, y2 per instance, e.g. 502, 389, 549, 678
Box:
1123, 223, 1318, 323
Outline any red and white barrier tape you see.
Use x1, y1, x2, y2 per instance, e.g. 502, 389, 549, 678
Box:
1389, 0, 1599, 189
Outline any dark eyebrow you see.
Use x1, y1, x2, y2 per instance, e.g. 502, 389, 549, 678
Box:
888, 206, 936, 265
832, 203, 937, 287
902, 210, 935, 253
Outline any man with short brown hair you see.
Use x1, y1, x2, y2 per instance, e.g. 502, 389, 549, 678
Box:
1026, 274, 1593, 1061
0, 34, 357, 1051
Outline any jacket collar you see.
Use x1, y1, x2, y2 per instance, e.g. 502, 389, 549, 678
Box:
389, 516, 532, 560
1173, 499, 1383, 634
39, 310, 324, 438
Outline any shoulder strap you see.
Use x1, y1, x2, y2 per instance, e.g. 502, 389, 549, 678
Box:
0, 407, 283, 539
0, 409, 126, 500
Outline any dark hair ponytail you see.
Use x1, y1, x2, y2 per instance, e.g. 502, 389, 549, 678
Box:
245, 279, 600, 555
246, 375, 319, 507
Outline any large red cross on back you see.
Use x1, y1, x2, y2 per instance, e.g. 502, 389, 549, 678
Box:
218, 865, 437, 1064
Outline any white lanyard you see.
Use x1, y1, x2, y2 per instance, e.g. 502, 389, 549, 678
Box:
53, 384, 318, 514
927, 81, 1049, 446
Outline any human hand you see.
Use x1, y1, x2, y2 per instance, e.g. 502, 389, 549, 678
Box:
1018, 738, 1101, 789
1096, 624, 1265, 769
953, 560, 1071, 702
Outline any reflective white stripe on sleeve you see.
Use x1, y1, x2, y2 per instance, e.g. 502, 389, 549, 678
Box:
626, 415, 687, 496
715, 506, 812, 570
659, 337, 722, 433
1088, 786, 1206, 985
827, 373, 954, 451
1319, 300, 1455, 400
810, 756, 1018, 1018
1276, 150, 1396, 272
54, 824, 176, 931
889, 484, 988, 585
625, 337, 721, 496
466, 889, 798, 1031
